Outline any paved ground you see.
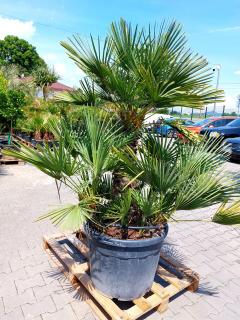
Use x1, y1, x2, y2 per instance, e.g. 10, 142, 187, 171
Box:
0, 163, 239, 320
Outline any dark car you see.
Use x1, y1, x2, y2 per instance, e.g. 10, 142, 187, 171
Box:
225, 137, 240, 161
200, 118, 240, 139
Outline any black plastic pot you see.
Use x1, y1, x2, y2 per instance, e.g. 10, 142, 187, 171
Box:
84, 223, 168, 301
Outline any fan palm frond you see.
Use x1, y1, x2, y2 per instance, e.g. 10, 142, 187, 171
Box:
212, 201, 240, 225
37, 200, 95, 231
59, 19, 224, 131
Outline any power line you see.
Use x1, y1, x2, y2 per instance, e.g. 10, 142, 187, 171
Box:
0, 12, 78, 35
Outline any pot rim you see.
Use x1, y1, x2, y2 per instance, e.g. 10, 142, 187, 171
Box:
84, 222, 168, 248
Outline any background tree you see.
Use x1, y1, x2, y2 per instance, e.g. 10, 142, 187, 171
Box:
33, 66, 60, 100
0, 89, 25, 128
0, 36, 45, 75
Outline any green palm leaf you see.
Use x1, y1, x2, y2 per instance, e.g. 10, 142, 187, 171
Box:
212, 201, 240, 225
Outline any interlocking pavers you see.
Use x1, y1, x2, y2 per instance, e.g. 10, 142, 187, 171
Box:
50, 291, 76, 310
3, 288, 36, 313
70, 301, 92, 319
33, 282, 62, 302
41, 305, 78, 320
15, 274, 45, 294
22, 295, 56, 319
0, 164, 240, 320
0, 307, 25, 320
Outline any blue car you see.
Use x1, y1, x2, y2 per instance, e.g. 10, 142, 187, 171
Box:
155, 118, 195, 137
225, 137, 240, 161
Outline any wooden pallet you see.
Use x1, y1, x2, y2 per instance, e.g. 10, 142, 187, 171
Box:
0, 155, 24, 165
12, 134, 38, 149
43, 232, 199, 320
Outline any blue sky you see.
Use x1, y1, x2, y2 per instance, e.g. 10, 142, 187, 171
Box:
0, 0, 240, 111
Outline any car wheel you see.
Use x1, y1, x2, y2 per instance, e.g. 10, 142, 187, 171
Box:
167, 129, 174, 138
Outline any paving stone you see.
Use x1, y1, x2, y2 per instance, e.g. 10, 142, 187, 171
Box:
50, 291, 75, 310
184, 299, 219, 319
206, 256, 229, 272
33, 282, 62, 301
16, 274, 45, 294
25, 262, 51, 277
0, 297, 4, 316
82, 312, 97, 320
22, 295, 56, 319
0, 267, 28, 283
225, 301, 240, 315
168, 308, 195, 320
194, 263, 215, 278
209, 307, 240, 320
70, 300, 93, 318
219, 252, 239, 264
146, 310, 171, 320
0, 307, 24, 320
169, 294, 193, 314
0, 261, 11, 274
0, 278, 17, 297
42, 304, 78, 320
3, 288, 36, 313
19, 247, 43, 260
9, 256, 37, 272
210, 269, 236, 285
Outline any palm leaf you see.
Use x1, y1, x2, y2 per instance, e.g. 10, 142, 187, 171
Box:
212, 201, 240, 225
37, 201, 94, 231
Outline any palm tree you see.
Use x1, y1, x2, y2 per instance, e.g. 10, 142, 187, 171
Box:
58, 19, 223, 133
33, 66, 59, 100
4, 110, 240, 234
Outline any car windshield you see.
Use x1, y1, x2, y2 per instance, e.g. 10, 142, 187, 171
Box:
191, 118, 212, 126
227, 119, 240, 127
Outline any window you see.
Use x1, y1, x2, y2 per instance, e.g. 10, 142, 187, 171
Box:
212, 119, 227, 127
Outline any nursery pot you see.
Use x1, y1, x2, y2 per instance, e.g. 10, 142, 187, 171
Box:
84, 223, 168, 301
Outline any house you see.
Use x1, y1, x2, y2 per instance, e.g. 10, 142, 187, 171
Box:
19, 76, 73, 99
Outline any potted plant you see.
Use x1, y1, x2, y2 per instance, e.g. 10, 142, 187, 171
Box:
4, 20, 240, 301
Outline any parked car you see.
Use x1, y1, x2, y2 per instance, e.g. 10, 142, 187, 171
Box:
180, 116, 238, 135
200, 118, 240, 138
154, 118, 195, 137
225, 137, 240, 161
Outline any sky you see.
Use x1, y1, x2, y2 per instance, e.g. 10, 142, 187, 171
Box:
0, 0, 240, 111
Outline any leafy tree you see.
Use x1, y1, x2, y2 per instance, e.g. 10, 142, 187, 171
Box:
0, 36, 45, 75
59, 19, 224, 133
33, 66, 59, 100
0, 72, 8, 92
0, 89, 25, 128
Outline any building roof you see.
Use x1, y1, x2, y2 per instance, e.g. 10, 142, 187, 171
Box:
19, 76, 73, 92
49, 82, 73, 92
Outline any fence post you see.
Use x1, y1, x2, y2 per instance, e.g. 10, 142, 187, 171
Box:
222, 105, 225, 116
204, 107, 208, 119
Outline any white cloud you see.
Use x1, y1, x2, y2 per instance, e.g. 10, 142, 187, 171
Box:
0, 16, 36, 40
234, 70, 240, 75
225, 95, 238, 108
209, 26, 240, 33
43, 52, 85, 86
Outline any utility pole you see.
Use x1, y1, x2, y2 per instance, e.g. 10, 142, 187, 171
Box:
237, 95, 240, 116
213, 64, 221, 115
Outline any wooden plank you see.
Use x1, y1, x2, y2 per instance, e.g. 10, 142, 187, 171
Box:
132, 297, 152, 312
46, 238, 127, 320
157, 265, 190, 291
160, 254, 199, 292
126, 293, 163, 319
66, 234, 89, 259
